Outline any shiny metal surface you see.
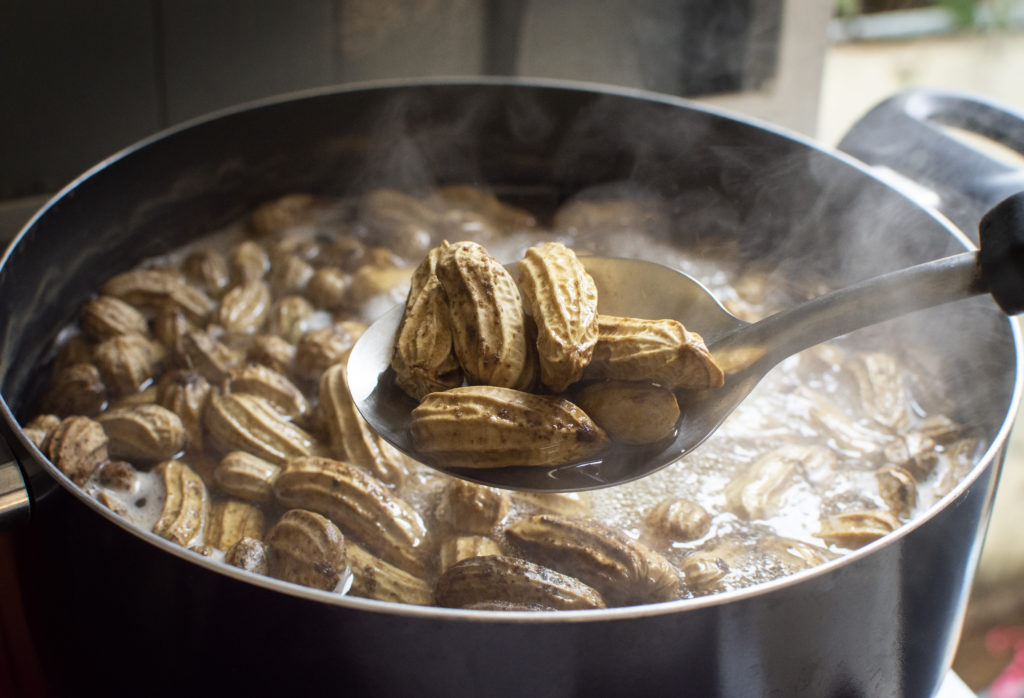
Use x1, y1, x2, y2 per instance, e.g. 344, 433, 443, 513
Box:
0, 80, 1019, 697
0, 437, 29, 527
352, 251, 991, 491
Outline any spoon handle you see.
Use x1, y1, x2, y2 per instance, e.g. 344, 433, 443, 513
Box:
716, 252, 983, 368
715, 191, 1024, 370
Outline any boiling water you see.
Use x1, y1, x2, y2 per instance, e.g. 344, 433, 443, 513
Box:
35, 188, 980, 603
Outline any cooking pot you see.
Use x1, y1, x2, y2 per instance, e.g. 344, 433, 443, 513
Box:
1, 79, 1022, 698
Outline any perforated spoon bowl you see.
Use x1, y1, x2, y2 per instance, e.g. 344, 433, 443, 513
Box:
347, 192, 1024, 491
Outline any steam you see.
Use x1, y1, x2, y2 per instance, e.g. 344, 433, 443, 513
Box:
327, 82, 1014, 434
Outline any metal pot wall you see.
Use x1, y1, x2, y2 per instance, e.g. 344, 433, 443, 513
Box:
1, 79, 1022, 697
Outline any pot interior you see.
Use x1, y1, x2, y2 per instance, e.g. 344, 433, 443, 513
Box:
1, 80, 1018, 607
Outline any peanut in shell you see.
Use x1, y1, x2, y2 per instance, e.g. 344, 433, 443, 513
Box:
585, 315, 724, 390
152, 460, 209, 547
575, 380, 680, 445
435, 555, 606, 611
505, 514, 681, 606
266, 508, 347, 591
318, 364, 408, 487
273, 456, 429, 576
391, 245, 462, 400
436, 241, 533, 390
410, 386, 609, 469
204, 392, 319, 466
44, 416, 109, 485
517, 241, 598, 392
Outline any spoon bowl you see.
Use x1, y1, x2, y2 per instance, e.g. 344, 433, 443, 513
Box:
348, 192, 1024, 491
347, 257, 742, 491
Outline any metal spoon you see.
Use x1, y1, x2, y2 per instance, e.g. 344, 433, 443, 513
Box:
348, 192, 1024, 492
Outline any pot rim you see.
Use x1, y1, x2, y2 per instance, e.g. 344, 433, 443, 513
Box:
3, 76, 1022, 623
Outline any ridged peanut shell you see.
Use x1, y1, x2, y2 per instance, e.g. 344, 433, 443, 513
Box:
101, 269, 213, 324
97, 404, 186, 462
505, 514, 681, 606
347, 541, 433, 605
155, 369, 212, 451
266, 509, 347, 591
53, 335, 94, 373
247, 193, 320, 238
245, 334, 295, 375
267, 256, 314, 298
511, 491, 592, 518
410, 386, 609, 468
182, 249, 230, 297
517, 242, 598, 392
230, 241, 270, 283
174, 329, 241, 383
758, 535, 836, 574
435, 478, 510, 534
876, 465, 917, 518
849, 352, 911, 431
265, 295, 314, 343
585, 315, 724, 389
204, 393, 318, 466
432, 185, 536, 231
80, 296, 149, 341
318, 364, 407, 486
44, 362, 108, 417
347, 265, 413, 308
306, 267, 351, 310
816, 509, 900, 550
152, 460, 209, 547
23, 414, 60, 450
93, 333, 165, 396
436, 241, 531, 389
206, 499, 266, 551
44, 416, 109, 485
724, 445, 831, 520
218, 280, 271, 335
439, 535, 502, 573
214, 451, 282, 504
293, 324, 361, 382
391, 246, 462, 400
153, 307, 196, 348
360, 189, 437, 246
435, 555, 606, 611
643, 498, 711, 544
273, 456, 428, 576
227, 362, 309, 422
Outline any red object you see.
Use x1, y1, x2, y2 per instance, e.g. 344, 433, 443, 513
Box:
986, 626, 1024, 698
0, 532, 51, 698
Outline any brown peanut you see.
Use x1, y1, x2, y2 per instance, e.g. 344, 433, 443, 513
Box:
266, 509, 347, 591
411, 386, 609, 468
45, 416, 109, 485
517, 241, 598, 392
391, 245, 462, 400
273, 456, 429, 576
585, 315, 724, 389
436, 241, 533, 389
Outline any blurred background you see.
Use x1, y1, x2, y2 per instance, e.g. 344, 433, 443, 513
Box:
1, 0, 1022, 693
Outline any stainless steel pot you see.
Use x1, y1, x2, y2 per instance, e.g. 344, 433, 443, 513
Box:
1, 79, 1022, 698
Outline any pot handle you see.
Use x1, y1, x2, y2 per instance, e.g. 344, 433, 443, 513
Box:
838, 88, 1024, 239
0, 432, 30, 528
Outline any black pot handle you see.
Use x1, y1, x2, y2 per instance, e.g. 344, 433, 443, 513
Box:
0, 430, 30, 528
838, 88, 1024, 239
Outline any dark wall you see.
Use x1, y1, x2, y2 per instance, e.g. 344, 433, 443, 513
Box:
0, 0, 780, 201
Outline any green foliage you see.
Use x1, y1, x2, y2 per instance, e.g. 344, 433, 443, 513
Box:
834, 0, 863, 17
834, 0, 1021, 29
936, 0, 976, 27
